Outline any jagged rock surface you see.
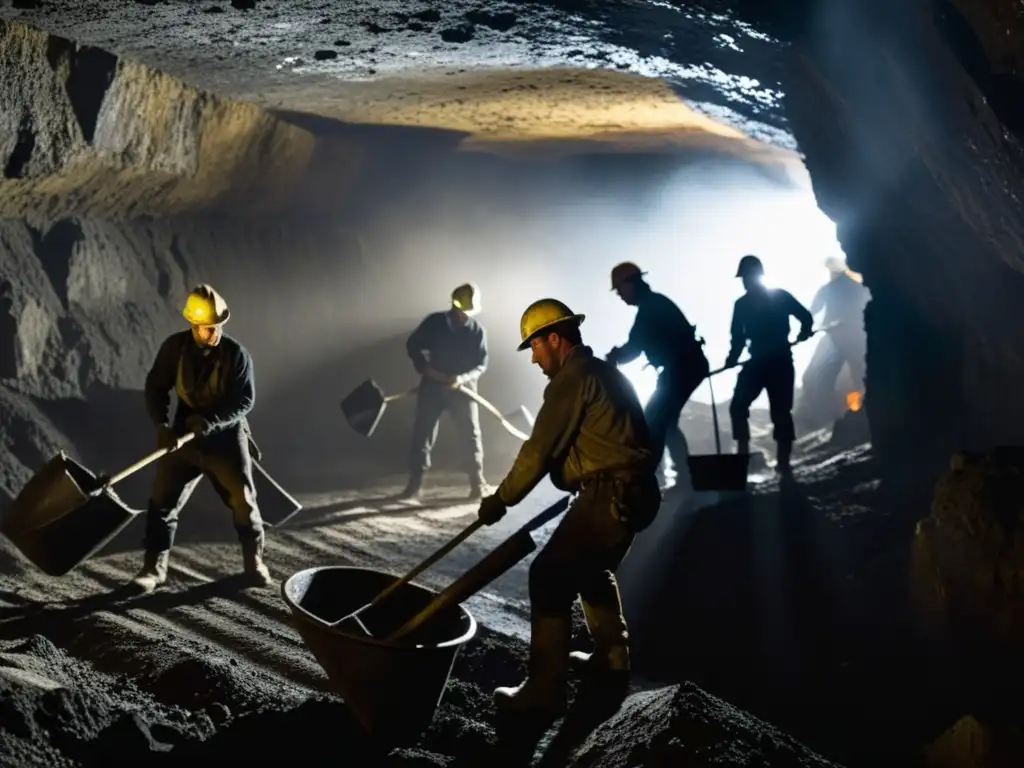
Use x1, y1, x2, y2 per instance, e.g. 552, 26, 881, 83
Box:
747, 0, 1024, 477
912, 447, 1024, 666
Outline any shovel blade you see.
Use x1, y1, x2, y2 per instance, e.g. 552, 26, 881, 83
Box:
1, 453, 141, 576
341, 379, 388, 437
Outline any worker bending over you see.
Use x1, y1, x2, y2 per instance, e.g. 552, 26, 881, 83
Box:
134, 285, 270, 593
401, 283, 491, 501
606, 262, 709, 489
726, 256, 814, 474
477, 299, 661, 725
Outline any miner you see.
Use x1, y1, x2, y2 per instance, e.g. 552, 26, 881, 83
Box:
400, 282, 491, 501
477, 298, 661, 724
133, 284, 270, 593
801, 256, 870, 416
726, 255, 814, 473
605, 262, 709, 489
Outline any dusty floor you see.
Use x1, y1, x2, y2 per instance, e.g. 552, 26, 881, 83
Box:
0, 409, 941, 767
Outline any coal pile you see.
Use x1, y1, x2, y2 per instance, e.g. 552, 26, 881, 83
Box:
572, 683, 840, 767
0, 635, 213, 766
0, 619, 843, 767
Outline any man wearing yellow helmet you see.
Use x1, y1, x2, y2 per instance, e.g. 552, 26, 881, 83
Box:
133, 284, 270, 593
400, 282, 491, 501
476, 298, 661, 726
606, 262, 709, 489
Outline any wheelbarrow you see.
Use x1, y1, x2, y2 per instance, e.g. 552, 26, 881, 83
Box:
341, 378, 534, 441
0, 434, 199, 577
282, 495, 570, 745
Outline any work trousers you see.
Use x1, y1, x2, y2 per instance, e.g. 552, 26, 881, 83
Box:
408, 383, 485, 486
529, 474, 661, 642
644, 361, 708, 481
730, 354, 796, 444
143, 425, 264, 553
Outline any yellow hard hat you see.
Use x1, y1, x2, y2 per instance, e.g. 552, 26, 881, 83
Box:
517, 298, 585, 351
182, 284, 230, 327
610, 261, 646, 290
451, 282, 481, 315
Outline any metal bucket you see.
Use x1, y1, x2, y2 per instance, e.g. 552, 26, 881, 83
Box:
687, 453, 750, 492
0, 452, 140, 577
282, 566, 477, 746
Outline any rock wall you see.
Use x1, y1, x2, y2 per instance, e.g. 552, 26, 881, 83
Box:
741, 0, 1024, 481
0, 19, 371, 222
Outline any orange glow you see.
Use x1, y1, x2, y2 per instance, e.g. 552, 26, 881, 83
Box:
846, 391, 863, 412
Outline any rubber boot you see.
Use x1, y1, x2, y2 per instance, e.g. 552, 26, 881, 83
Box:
241, 535, 272, 587
398, 472, 423, 502
494, 615, 571, 721
132, 550, 170, 594
468, 475, 492, 500
776, 439, 793, 475
569, 600, 630, 673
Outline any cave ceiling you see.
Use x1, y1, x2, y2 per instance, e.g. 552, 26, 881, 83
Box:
0, 0, 798, 160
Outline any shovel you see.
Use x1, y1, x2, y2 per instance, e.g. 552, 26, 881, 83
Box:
385, 495, 571, 643
341, 378, 534, 441
333, 517, 486, 636
0, 433, 198, 577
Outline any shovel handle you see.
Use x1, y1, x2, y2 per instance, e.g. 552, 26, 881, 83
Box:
386, 530, 538, 643
707, 323, 840, 378
455, 385, 530, 441
103, 432, 197, 488
369, 518, 485, 609
384, 495, 569, 642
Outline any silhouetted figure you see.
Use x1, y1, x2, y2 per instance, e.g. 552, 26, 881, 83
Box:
606, 262, 709, 489
476, 298, 661, 729
800, 257, 870, 421
400, 282, 490, 501
135, 284, 269, 594
726, 255, 814, 474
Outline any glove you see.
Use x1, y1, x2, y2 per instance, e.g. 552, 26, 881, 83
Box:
605, 347, 621, 366
156, 424, 184, 452
477, 493, 507, 526
185, 414, 211, 437
796, 327, 813, 343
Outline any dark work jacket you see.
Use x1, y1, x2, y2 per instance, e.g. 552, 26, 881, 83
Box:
145, 331, 255, 436
497, 346, 656, 506
728, 287, 814, 362
615, 290, 706, 373
810, 274, 870, 331
406, 311, 488, 387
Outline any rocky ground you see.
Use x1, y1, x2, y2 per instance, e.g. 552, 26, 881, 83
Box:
0, 407, 944, 768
